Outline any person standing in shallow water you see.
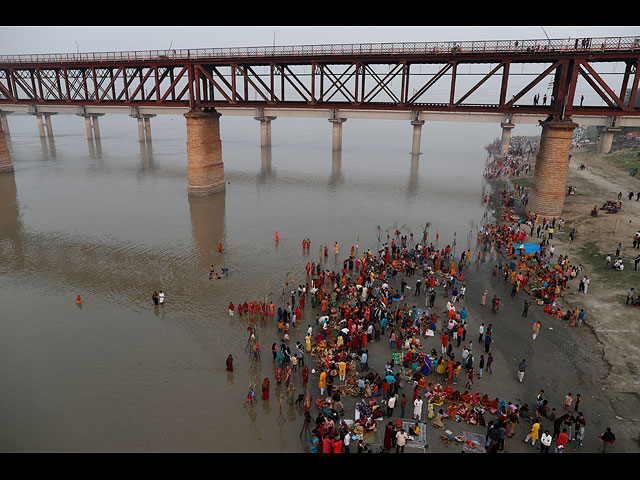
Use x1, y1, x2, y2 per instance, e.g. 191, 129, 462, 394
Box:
226, 354, 233, 371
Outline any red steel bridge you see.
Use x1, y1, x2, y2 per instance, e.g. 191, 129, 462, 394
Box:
1, 36, 640, 119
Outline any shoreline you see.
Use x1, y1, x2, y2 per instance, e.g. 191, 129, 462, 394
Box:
483, 143, 640, 450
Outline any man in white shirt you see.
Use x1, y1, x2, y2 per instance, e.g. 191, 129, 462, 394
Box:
343, 432, 350, 453
540, 430, 552, 453
387, 395, 396, 417
413, 397, 423, 421
158, 291, 165, 305
395, 428, 409, 453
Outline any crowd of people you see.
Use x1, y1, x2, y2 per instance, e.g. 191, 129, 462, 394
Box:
216, 133, 629, 453
483, 136, 537, 179
221, 209, 599, 454
475, 183, 590, 329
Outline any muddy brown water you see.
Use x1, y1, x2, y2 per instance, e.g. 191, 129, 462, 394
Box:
0, 113, 539, 452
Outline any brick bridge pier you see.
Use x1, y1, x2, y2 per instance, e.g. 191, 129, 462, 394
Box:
528, 115, 578, 218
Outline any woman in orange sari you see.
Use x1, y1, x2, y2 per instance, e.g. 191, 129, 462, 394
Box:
447, 360, 455, 384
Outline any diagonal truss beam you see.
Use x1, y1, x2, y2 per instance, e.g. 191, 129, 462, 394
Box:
234, 65, 277, 103
578, 59, 627, 110
197, 65, 235, 103
362, 63, 403, 104
277, 64, 314, 103
321, 63, 359, 103
504, 61, 561, 107
407, 62, 453, 104
98, 66, 124, 102
454, 62, 504, 105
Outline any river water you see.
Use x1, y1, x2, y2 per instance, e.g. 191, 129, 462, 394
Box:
0, 112, 535, 452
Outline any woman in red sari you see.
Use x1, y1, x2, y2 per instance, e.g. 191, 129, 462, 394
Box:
226, 354, 233, 371
262, 378, 270, 400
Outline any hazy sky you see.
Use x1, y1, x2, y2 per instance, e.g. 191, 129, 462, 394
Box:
1, 26, 638, 55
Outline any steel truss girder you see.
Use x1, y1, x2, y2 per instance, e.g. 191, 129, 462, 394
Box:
0, 54, 639, 118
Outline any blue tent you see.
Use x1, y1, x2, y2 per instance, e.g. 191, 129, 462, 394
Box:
517, 243, 540, 254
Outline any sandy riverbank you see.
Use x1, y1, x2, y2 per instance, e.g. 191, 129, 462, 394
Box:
494, 146, 640, 449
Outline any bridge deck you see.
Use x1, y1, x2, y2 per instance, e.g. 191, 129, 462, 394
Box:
1, 36, 639, 65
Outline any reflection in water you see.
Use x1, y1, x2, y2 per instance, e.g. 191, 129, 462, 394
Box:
0, 173, 20, 241
139, 140, 153, 171
329, 149, 342, 189
257, 146, 273, 183
87, 137, 103, 159
188, 189, 226, 271
39, 136, 55, 160
407, 153, 420, 197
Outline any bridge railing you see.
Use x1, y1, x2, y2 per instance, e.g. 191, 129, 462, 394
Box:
1, 36, 640, 64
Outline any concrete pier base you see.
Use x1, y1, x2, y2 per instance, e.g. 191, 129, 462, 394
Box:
500, 122, 515, 157
185, 109, 225, 196
83, 114, 103, 141
598, 126, 621, 154
411, 120, 425, 155
137, 116, 153, 143
529, 116, 578, 218
254, 110, 276, 147
329, 117, 347, 151
36, 113, 55, 138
